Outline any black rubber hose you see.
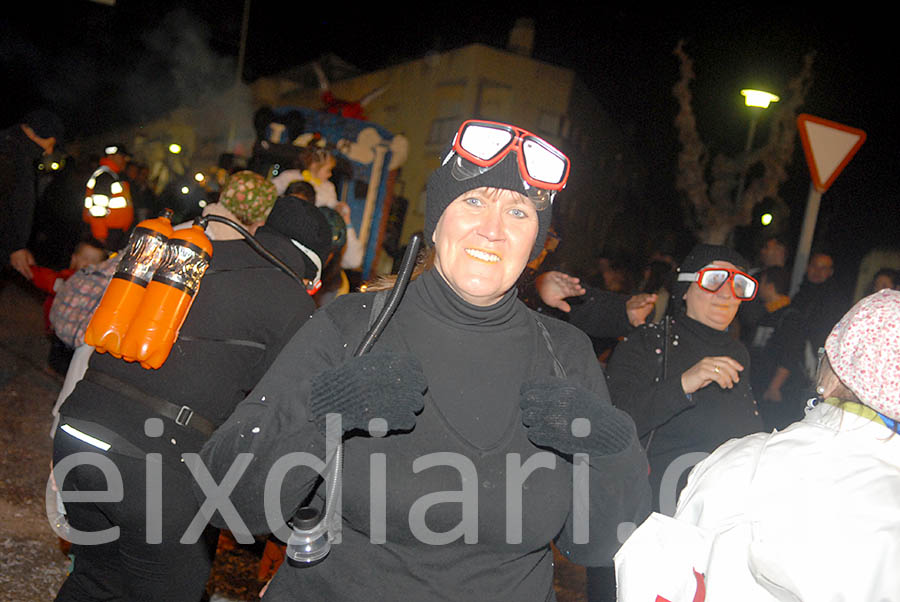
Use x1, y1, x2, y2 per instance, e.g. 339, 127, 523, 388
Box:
354, 233, 422, 357
285, 235, 422, 568
195, 215, 306, 288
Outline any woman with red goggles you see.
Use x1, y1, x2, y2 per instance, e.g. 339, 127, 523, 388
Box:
587, 244, 763, 602
199, 119, 650, 601
605, 243, 764, 513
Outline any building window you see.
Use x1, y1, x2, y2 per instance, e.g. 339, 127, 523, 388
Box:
435, 81, 466, 114
537, 112, 561, 137
474, 80, 511, 121
427, 80, 467, 146
427, 117, 460, 146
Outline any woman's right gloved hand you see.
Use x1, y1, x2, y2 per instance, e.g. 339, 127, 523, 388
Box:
308, 352, 427, 436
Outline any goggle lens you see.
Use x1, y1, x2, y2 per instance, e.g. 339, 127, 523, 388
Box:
459, 125, 513, 161
699, 270, 729, 291
522, 138, 566, 184
733, 274, 757, 299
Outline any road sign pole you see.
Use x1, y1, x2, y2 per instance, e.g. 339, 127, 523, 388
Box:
790, 182, 823, 296
791, 115, 866, 296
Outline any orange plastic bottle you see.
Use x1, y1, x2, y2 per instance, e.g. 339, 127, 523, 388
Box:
84, 209, 175, 356
120, 222, 213, 369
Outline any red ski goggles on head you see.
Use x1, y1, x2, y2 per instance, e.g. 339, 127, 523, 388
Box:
677, 267, 758, 300
447, 120, 570, 197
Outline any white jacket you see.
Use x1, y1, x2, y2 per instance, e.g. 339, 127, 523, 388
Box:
617, 401, 900, 601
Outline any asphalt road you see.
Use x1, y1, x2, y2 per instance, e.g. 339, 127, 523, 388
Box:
0, 271, 586, 601
0, 273, 69, 600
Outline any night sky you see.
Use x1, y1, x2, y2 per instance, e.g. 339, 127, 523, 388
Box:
4, 1, 898, 283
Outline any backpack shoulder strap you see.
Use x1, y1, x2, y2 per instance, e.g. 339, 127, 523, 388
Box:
367, 289, 389, 330
532, 316, 567, 379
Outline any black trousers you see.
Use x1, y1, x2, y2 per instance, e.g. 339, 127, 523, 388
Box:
52, 428, 217, 602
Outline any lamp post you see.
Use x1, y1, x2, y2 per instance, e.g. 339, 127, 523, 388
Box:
226, 0, 252, 151
734, 89, 780, 204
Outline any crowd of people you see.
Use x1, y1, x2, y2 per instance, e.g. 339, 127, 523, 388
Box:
2, 109, 899, 601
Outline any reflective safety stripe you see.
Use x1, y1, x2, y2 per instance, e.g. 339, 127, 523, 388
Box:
90, 166, 116, 180
60, 424, 111, 451
110, 181, 123, 194
89, 205, 110, 217
86, 177, 97, 189
290, 238, 322, 291
84, 197, 93, 208
109, 196, 128, 209
92, 194, 110, 207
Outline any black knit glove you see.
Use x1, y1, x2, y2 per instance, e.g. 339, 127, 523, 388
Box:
308, 352, 426, 435
520, 376, 635, 456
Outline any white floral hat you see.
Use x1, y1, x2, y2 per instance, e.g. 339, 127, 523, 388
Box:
825, 289, 900, 421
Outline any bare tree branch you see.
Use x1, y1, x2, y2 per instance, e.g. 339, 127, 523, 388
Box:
672, 40, 710, 231
672, 40, 815, 244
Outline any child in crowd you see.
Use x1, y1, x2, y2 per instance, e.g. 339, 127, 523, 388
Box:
30, 238, 108, 374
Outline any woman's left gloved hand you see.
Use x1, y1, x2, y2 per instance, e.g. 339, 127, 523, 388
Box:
520, 376, 636, 456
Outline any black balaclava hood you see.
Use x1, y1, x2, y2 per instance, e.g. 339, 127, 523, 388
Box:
672, 243, 750, 314
263, 195, 334, 281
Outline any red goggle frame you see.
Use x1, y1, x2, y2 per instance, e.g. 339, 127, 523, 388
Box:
450, 120, 570, 192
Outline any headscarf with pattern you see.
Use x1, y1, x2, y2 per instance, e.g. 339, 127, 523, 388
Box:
218, 170, 278, 226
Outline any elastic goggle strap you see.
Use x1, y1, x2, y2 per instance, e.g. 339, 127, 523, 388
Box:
290, 238, 322, 295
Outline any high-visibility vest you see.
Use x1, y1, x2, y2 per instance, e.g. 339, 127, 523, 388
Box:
83, 164, 134, 241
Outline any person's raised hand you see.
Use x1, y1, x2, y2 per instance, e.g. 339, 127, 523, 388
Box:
535, 271, 586, 313
625, 293, 658, 326
680, 356, 744, 395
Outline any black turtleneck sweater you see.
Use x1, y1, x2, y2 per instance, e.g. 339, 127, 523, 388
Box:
605, 314, 763, 508
200, 268, 650, 601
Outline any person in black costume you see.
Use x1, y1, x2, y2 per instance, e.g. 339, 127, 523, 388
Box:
606, 244, 764, 512
50, 196, 333, 601
587, 244, 765, 601
747, 266, 810, 431
1, 109, 65, 279
791, 251, 848, 355
198, 120, 650, 601
527, 269, 658, 340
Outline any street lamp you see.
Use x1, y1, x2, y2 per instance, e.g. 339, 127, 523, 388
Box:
741, 89, 780, 109
735, 89, 780, 204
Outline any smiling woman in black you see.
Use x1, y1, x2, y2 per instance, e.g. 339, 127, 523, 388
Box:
199, 121, 650, 601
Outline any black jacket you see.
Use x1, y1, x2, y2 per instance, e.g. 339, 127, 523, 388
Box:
567, 286, 633, 340
606, 314, 764, 509
58, 229, 317, 468
791, 278, 848, 351
748, 303, 809, 398
0, 125, 45, 257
